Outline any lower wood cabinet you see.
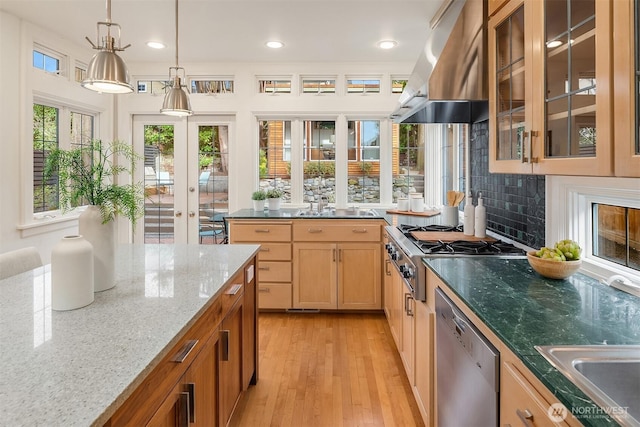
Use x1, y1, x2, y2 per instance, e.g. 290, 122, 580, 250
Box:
293, 242, 381, 310
106, 258, 257, 427
413, 300, 434, 427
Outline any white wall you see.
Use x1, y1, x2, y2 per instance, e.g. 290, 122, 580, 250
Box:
0, 10, 412, 261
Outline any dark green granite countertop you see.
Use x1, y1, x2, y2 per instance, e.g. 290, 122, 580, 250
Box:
424, 257, 640, 427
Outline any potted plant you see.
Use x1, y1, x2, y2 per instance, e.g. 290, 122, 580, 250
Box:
251, 190, 267, 211
266, 188, 283, 210
44, 140, 144, 292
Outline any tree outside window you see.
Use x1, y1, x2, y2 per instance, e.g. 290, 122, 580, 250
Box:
33, 104, 59, 212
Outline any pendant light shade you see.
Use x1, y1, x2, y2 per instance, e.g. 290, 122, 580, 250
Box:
82, 0, 133, 94
161, 0, 192, 116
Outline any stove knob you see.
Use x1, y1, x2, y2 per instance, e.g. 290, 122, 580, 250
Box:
385, 243, 393, 253
402, 265, 414, 279
391, 251, 399, 261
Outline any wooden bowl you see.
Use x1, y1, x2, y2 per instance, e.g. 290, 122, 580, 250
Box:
527, 251, 582, 280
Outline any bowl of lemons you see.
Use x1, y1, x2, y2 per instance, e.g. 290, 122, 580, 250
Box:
527, 239, 582, 280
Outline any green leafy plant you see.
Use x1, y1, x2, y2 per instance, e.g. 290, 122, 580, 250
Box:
251, 190, 267, 200
44, 140, 144, 225
266, 188, 283, 199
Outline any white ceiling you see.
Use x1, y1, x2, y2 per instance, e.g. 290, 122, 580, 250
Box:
0, 0, 447, 65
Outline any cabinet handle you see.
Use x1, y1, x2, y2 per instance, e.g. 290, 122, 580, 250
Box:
186, 383, 196, 423
260, 247, 271, 252
254, 228, 270, 233
177, 391, 190, 427
259, 287, 271, 293
307, 228, 323, 233
351, 229, 368, 233
516, 408, 534, 427
385, 259, 391, 276
258, 266, 270, 271
530, 130, 539, 163
221, 330, 230, 361
333, 248, 336, 262
404, 293, 414, 317
171, 339, 199, 363
521, 131, 530, 164
226, 283, 243, 295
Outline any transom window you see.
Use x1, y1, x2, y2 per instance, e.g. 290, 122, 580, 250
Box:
259, 80, 291, 94
137, 80, 170, 95
391, 79, 407, 94
302, 79, 336, 94
346, 79, 380, 94
191, 79, 234, 94
32, 48, 60, 73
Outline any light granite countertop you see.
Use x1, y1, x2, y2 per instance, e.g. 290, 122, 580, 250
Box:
0, 243, 260, 427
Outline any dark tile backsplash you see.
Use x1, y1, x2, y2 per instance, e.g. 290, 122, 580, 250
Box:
469, 121, 545, 249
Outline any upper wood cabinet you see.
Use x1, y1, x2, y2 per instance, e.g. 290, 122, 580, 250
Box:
489, 0, 614, 175
613, 0, 640, 177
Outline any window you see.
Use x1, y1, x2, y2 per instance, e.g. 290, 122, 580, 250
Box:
191, 79, 234, 94
33, 104, 59, 213
391, 79, 407, 94
137, 80, 170, 95
346, 79, 380, 94
259, 80, 291, 94
304, 121, 336, 203
259, 120, 291, 201
74, 65, 87, 83
593, 204, 640, 271
347, 120, 380, 203
301, 79, 335, 94
392, 123, 424, 201
33, 48, 60, 73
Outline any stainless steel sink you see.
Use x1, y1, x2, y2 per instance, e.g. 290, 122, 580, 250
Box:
535, 345, 640, 426
295, 208, 380, 218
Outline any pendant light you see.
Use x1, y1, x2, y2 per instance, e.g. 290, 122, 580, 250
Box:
82, 0, 133, 94
161, 0, 192, 116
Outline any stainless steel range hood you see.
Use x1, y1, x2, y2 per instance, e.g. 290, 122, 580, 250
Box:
391, 0, 488, 124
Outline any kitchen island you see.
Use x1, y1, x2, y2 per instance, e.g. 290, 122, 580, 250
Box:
0, 243, 260, 426
425, 257, 640, 427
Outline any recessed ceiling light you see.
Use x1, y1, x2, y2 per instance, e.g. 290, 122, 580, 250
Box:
146, 41, 166, 49
546, 40, 562, 48
266, 41, 284, 49
377, 40, 398, 50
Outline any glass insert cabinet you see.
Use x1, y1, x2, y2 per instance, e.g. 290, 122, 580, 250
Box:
488, 0, 616, 176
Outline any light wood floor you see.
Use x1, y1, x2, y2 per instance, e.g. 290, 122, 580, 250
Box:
230, 312, 424, 427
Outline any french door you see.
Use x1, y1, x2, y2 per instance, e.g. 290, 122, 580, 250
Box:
133, 115, 232, 244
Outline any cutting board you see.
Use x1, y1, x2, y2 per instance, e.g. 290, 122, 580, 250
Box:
410, 231, 496, 242
386, 210, 440, 217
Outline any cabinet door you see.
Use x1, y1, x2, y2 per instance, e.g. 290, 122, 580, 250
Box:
389, 265, 403, 349
414, 301, 434, 426
184, 332, 219, 427
293, 243, 337, 309
146, 381, 184, 427
383, 257, 393, 320
489, 0, 534, 174
533, 0, 613, 175
400, 291, 415, 383
219, 300, 243, 427
337, 243, 381, 310
242, 262, 257, 389
613, 0, 640, 177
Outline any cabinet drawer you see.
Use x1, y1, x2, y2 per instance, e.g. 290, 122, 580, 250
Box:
231, 223, 292, 242
293, 223, 381, 242
258, 283, 292, 309
257, 261, 292, 282
257, 243, 291, 261
501, 361, 571, 427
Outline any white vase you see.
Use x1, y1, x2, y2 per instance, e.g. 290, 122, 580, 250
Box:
79, 205, 116, 292
267, 198, 281, 210
252, 199, 265, 211
51, 235, 94, 311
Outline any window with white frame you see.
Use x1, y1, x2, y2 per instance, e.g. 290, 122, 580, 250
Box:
346, 79, 380, 94
259, 79, 291, 94
74, 63, 87, 83
347, 120, 380, 203
548, 176, 640, 286
136, 80, 170, 95
391, 78, 407, 94
301, 79, 336, 94
33, 102, 95, 214
32, 44, 64, 74
191, 79, 234, 94
259, 120, 292, 201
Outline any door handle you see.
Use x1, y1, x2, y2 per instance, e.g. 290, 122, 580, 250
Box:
516, 408, 534, 426
177, 391, 190, 427
221, 330, 230, 361
385, 259, 391, 276
175, 211, 182, 217
404, 293, 414, 317
185, 383, 196, 423
189, 211, 196, 217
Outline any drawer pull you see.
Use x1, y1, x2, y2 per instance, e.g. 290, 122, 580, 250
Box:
258, 266, 270, 271
259, 287, 271, 293
255, 228, 270, 233
177, 391, 190, 427
171, 339, 199, 363
221, 330, 230, 361
186, 382, 196, 423
516, 408, 534, 427
307, 228, 323, 233
260, 247, 271, 252
226, 284, 243, 295
352, 229, 368, 233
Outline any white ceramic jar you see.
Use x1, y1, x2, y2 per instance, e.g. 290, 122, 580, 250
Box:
51, 235, 94, 311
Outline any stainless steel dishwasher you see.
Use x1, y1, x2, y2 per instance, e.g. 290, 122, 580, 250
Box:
435, 288, 500, 427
